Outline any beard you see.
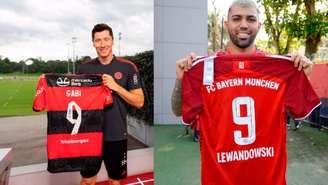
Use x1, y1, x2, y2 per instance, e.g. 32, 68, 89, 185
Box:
228, 31, 257, 49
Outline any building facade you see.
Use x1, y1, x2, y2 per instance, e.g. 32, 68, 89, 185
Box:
154, 0, 208, 124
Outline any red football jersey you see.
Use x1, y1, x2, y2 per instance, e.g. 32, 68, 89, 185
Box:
182, 53, 321, 185
33, 74, 112, 172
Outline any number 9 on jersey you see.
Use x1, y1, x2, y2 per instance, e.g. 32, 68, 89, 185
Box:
232, 96, 256, 145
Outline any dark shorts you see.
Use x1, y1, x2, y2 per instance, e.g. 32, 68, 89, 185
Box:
80, 139, 127, 180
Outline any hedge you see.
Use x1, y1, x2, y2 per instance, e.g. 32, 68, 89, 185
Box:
125, 50, 153, 125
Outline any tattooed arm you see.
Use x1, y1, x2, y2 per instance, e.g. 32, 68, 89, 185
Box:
171, 53, 196, 116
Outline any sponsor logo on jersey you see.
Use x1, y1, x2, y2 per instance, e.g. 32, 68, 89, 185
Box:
36, 87, 45, 96
121, 152, 127, 166
133, 74, 138, 85
56, 77, 70, 87
238, 61, 245, 69
71, 78, 93, 86
60, 139, 89, 144
114, 72, 123, 80
121, 159, 127, 166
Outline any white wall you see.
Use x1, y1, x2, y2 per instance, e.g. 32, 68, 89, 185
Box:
154, 0, 208, 124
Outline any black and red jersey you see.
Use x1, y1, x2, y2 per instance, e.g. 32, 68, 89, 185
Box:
33, 74, 112, 173
182, 53, 321, 185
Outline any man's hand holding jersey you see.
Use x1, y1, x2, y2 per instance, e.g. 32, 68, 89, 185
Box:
102, 74, 120, 92
102, 74, 144, 109
290, 54, 313, 76
175, 52, 196, 80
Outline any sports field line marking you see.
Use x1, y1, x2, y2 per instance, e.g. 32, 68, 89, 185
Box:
2, 102, 8, 107
2, 80, 22, 108
125, 178, 154, 185
2, 95, 13, 107
137, 178, 144, 185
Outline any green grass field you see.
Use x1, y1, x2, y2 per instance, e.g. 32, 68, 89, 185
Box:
0, 75, 42, 117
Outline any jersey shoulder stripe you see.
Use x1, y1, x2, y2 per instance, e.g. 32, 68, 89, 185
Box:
192, 55, 217, 67
116, 57, 139, 72
265, 54, 292, 62
191, 54, 292, 68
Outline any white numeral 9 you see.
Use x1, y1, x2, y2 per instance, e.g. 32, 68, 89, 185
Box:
66, 101, 82, 135
232, 97, 256, 145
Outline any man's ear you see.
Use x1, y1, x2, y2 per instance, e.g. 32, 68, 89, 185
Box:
258, 22, 262, 30
224, 20, 228, 31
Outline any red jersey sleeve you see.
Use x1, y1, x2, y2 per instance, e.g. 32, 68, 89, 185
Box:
33, 75, 47, 112
182, 68, 203, 124
285, 71, 321, 120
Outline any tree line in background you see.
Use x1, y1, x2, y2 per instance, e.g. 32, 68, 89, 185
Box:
0, 57, 74, 74
0, 50, 153, 125
208, 0, 328, 59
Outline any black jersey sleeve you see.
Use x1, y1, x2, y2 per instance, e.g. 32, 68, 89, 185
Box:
127, 66, 142, 90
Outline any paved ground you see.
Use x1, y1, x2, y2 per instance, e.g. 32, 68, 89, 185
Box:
286, 122, 328, 185
155, 124, 328, 185
0, 115, 147, 167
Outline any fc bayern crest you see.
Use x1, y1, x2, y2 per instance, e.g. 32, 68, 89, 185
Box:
114, 72, 123, 80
